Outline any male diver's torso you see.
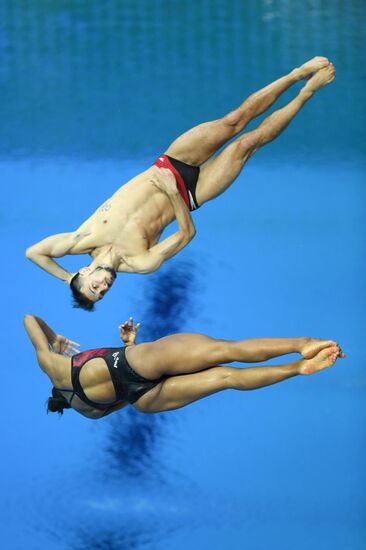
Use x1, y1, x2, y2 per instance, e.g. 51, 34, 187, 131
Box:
68, 168, 175, 257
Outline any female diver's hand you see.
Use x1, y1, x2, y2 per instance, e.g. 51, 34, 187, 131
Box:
119, 317, 140, 346
52, 334, 81, 357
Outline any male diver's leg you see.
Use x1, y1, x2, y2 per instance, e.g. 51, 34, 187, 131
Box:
134, 347, 340, 413
195, 63, 335, 205
125, 332, 341, 379
163, 57, 330, 167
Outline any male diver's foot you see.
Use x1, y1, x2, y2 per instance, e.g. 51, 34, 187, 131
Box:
302, 63, 335, 94
293, 56, 330, 80
300, 337, 345, 359
298, 346, 340, 375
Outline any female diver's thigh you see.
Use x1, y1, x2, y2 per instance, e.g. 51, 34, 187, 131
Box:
125, 333, 230, 379
133, 366, 233, 413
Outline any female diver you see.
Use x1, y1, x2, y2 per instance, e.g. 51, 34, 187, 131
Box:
23, 314, 344, 419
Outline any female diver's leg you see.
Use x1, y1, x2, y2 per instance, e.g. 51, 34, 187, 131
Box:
195, 63, 335, 205
125, 333, 341, 379
163, 57, 330, 166
134, 347, 340, 413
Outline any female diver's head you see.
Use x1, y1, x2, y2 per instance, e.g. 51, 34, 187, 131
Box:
47, 387, 71, 415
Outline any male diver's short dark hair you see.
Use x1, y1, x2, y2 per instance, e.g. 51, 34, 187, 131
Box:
70, 272, 95, 312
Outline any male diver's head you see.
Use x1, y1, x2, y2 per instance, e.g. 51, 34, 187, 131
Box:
70, 265, 116, 311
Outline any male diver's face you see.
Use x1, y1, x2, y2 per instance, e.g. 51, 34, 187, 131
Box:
79, 266, 116, 302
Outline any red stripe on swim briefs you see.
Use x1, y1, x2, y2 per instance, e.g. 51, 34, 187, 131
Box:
153, 155, 190, 209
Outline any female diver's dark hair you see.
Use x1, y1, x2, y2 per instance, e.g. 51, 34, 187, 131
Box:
69, 272, 95, 312
47, 387, 72, 415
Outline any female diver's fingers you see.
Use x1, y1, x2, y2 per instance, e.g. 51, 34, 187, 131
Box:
66, 340, 79, 348
68, 340, 80, 347
135, 322, 141, 330
129, 317, 133, 326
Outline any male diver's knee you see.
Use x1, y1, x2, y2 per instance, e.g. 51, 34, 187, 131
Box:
236, 131, 261, 157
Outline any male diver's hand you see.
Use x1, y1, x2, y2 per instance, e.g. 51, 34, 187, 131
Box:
52, 334, 81, 357
150, 167, 178, 196
119, 317, 140, 346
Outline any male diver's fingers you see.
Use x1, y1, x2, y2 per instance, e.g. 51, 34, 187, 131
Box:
129, 317, 133, 326
156, 167, 170, 177
152, 166, 169, 178
135, 322, 141, 330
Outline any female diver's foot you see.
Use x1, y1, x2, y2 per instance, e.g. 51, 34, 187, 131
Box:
298, 346, 340, 375
300, 338, 345, 360
292, 56, 330, 80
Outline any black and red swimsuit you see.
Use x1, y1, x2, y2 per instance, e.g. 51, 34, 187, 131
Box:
57, 347, 162, 409
153, 154, 200, 211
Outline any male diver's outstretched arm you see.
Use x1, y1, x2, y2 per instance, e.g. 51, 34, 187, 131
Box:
26, 232, 76, 283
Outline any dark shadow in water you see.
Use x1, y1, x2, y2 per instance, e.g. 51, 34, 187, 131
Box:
67, 526, 152, 550
104, 260, 197, 480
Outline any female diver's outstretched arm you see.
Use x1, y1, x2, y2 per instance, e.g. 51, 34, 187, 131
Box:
23, 314, 80, 389
23, 314, 80, 358
23, 314, 56, 354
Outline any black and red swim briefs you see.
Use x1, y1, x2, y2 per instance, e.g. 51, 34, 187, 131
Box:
153, 154, 200, 211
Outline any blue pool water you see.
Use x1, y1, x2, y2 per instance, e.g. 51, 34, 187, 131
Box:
1, 2, 365, 549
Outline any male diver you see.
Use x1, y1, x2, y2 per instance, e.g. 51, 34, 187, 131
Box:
26, 57, 335, 310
